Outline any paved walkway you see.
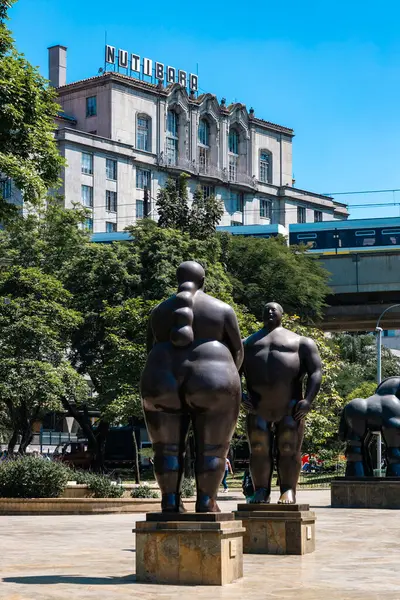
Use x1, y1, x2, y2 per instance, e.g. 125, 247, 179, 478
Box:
0, 489, 399, 599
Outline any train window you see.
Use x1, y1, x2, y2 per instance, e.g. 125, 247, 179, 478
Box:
297, 233, 317, 240
296, 233, 317, 248
355, 230, 376, 247
382, 229, 400, 245
355, 230, 376, 236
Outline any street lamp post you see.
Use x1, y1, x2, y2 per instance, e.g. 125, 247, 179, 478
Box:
375, 303, 400, 475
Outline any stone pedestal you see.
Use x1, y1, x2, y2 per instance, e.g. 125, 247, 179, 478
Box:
331, 477, 400, 508
234, 503, 315, 555
133, 512, 245, 585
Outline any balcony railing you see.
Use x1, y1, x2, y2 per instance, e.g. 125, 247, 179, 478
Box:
157, 153, 257, 189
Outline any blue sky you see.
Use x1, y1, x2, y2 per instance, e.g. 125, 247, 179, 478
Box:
9, 0, 400, 219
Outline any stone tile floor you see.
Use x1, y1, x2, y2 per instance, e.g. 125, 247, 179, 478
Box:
0, 489, 399, 599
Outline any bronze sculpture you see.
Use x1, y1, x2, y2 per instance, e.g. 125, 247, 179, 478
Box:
141, 261, 243, 513
339, 377, 400, 477
243, 302, 322, 503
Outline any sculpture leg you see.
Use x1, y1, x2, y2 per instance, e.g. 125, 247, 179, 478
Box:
144, 407, 190, 512
276, 415, 304, 504
382, 420, 400, 476
345, 430, 366, 477
246, 413, 273, 503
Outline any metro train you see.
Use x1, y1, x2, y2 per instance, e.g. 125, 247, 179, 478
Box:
91, 217, 400, 254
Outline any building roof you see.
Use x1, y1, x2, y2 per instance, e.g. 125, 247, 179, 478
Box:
56, 72, 294, 135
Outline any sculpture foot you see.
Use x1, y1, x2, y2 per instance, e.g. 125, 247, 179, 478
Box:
249, 487, 270, 504
196, 497, 221, 513
278, 489, 296, 504
161, 493, 186, 513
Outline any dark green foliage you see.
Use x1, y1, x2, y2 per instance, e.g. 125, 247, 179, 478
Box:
156, 176, 224, 240
180, 478, 196, 498
221, 234, 330, 323
131, 484, 159, 499
0, 456, 69, 498
334, 333, 400, 398
73, 472, 124, 498
0, 3, 64, 215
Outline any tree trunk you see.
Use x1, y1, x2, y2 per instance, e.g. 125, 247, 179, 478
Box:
18, 427, 33, 455
7, 428, 18, 454
94, 419, 109, 472
132, 428, 140, 484
61, 398, 100, 468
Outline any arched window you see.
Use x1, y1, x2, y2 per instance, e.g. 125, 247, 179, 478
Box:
166, 110, 179, 165
136, 115, 151, 151
259, 150, 272, 183
228, 129, 239, 181
198, 119, 210, 172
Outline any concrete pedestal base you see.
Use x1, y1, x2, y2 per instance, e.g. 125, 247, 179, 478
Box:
331, 477, 400, 508
133, 512, 245, 585
234, 503, 316, 555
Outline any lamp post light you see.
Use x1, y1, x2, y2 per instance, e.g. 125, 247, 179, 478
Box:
375, 304, 400, 475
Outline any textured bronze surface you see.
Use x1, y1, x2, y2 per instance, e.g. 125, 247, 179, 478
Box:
141, 261, 243, 513
243, 302, 322, 504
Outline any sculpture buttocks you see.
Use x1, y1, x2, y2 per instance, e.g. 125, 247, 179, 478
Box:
141, 261, 243, 513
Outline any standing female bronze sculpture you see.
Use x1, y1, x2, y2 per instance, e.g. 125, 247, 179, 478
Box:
243, 302, 322, 504
141, 261, 243, 513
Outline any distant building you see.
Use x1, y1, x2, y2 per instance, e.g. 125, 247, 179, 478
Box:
50, 45, 348, 233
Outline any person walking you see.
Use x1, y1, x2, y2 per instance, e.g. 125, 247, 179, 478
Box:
221, 457, 233, 493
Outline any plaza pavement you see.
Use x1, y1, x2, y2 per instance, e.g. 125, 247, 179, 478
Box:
0, 489, 399, 600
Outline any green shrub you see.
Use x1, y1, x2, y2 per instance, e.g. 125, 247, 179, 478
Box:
181, 478, 195, 498
0, 456, 69, 498
131, 484, 159, 499
70, 471, 124, 498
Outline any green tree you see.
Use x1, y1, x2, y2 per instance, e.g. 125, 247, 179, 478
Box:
221, 233, 330, 323
345, 381, 377, 404
156, 174, 190, 231
0, 2, 64, 216
0, 266, 85, 453
334, 333, 399, 397
187, 186, 224, 240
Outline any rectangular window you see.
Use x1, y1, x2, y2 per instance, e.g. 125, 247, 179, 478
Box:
260, 152, 271, 183
230, 192, 243, 213
81, 152, 93, 175
136, 168, 150, 190
260, 199, 272, 219
86, 96, 97, 117
314, 210, 323, 222
106, 190, 117, 212
81, 185, 93, 208
297, 206, 306, 223
230, 220, 242, 226
106, 221, 117, 233
166, 137, 178, 165
137, 117, 149, 151
136, 199, 144, 219
85, 217, 93, 232
199, 146, 209, 172
106, 158, 117, 180
202, 185, 214, 199
228, 155, 238, 182
0, 178, 12, 200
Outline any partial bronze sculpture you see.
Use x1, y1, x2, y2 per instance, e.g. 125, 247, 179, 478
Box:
243, 302, 322, 504
141, 261, 243, 513
340, 376, 400, 477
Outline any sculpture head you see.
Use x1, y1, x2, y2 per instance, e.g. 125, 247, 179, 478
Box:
177, 261, 205, 291
376, 376, 400, 399
263, 302, 283, 331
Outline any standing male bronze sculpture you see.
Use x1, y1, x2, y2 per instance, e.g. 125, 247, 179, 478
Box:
243, 302, 322, 504
141, 261, 243, 513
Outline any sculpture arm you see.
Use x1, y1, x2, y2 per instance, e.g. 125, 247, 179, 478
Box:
294, 337, 322, 421
224, 307, 244, 371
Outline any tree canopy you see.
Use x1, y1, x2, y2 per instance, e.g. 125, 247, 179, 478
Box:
0, 1, 64, 216
220, 233, 330, 323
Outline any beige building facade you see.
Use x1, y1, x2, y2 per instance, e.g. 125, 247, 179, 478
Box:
50, 46, 348, 233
